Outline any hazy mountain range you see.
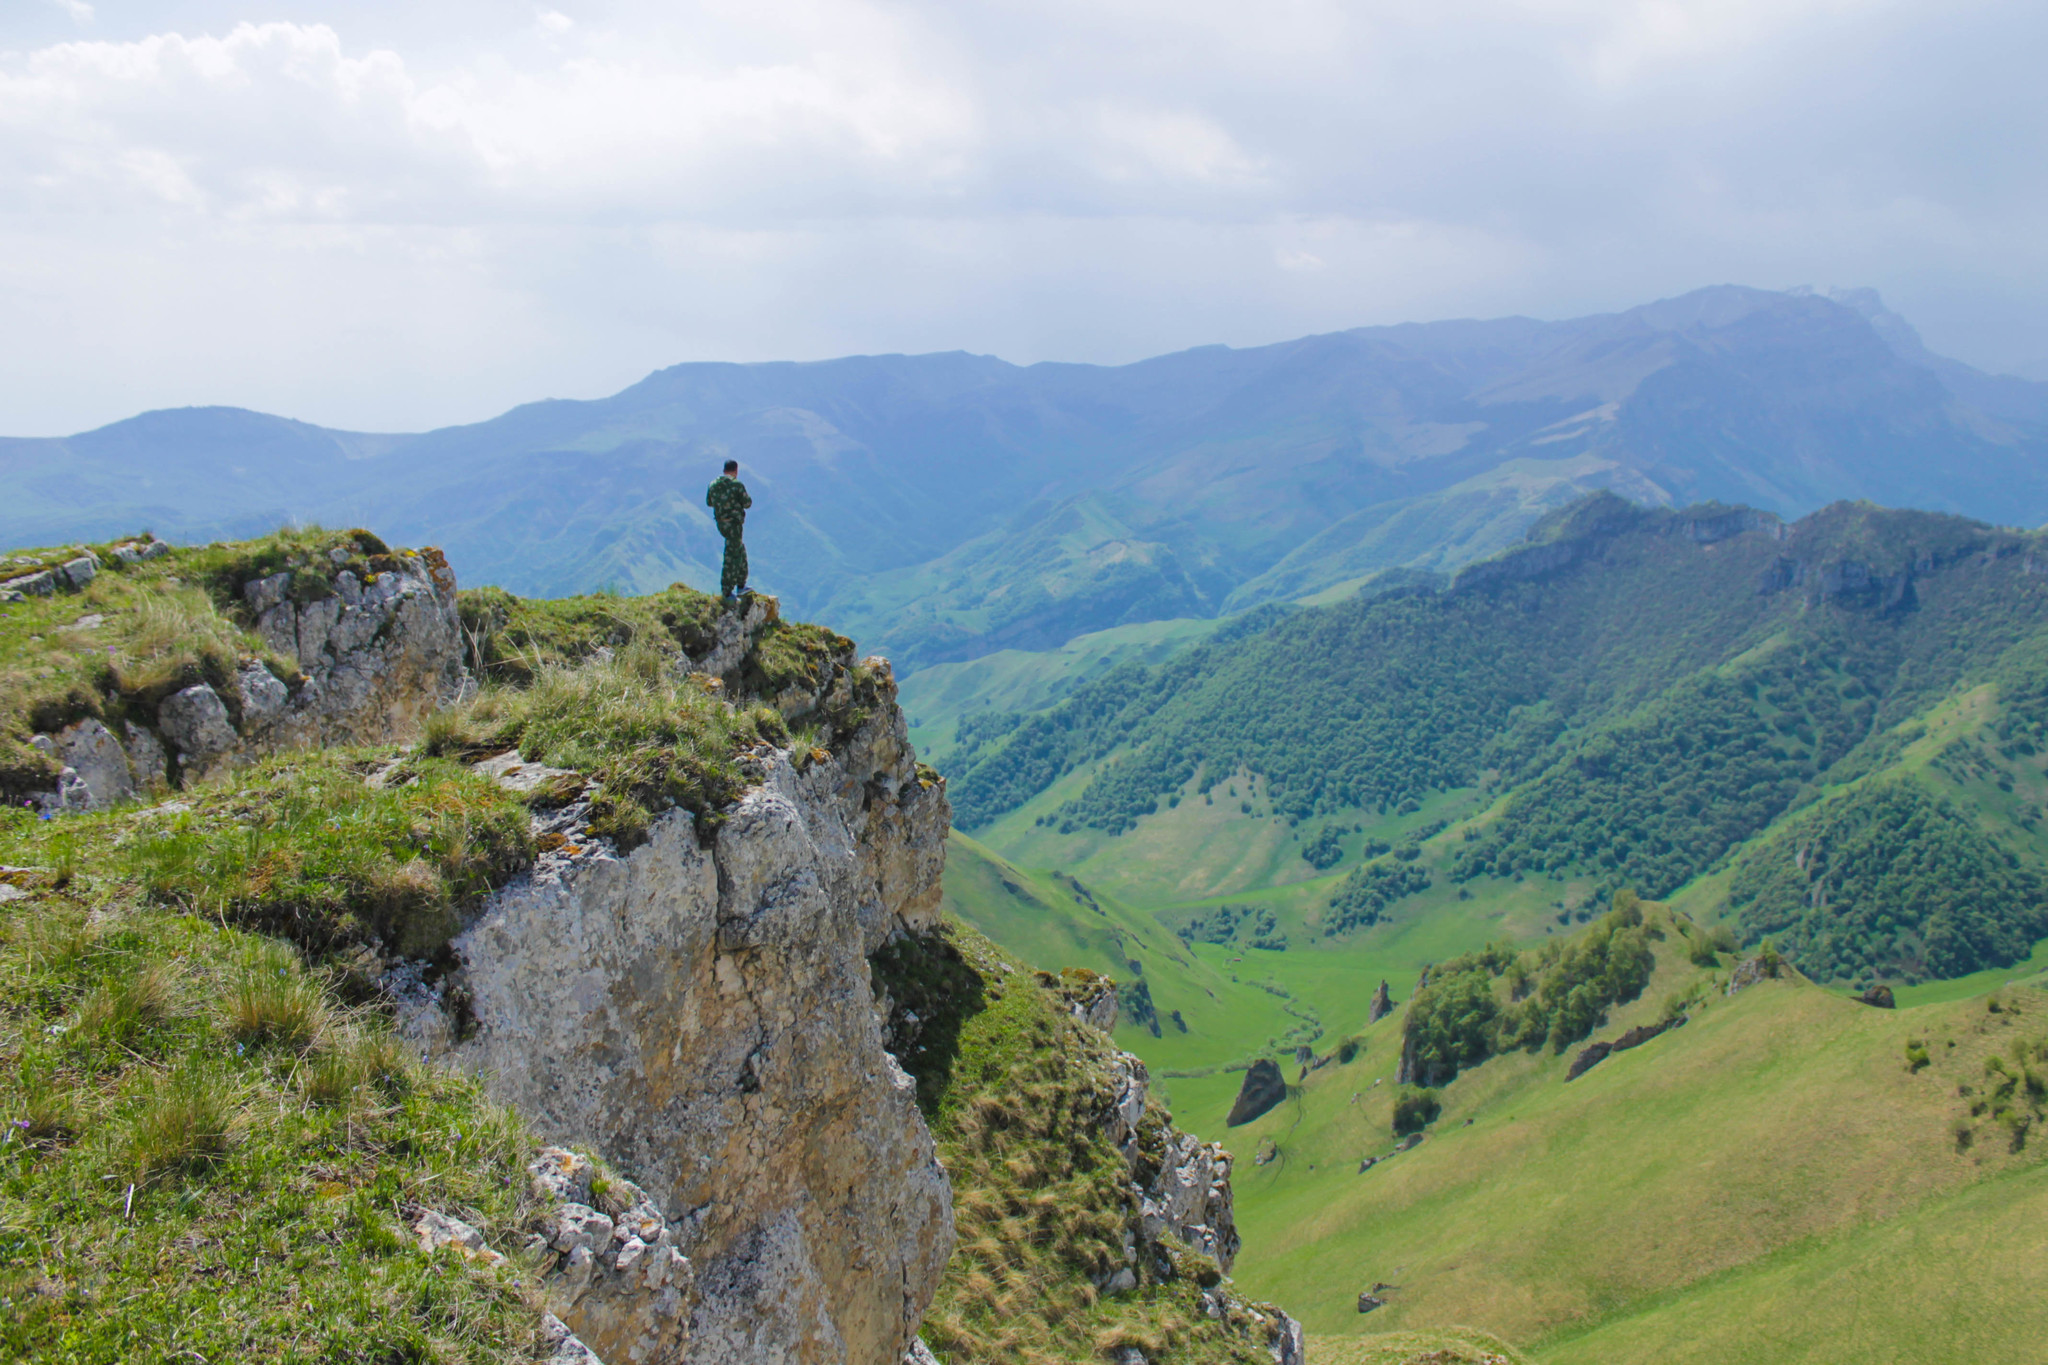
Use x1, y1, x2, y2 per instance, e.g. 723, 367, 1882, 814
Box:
8, 284, 2047, 671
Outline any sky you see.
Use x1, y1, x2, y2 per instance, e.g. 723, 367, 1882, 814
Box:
2, 0, 2045, 436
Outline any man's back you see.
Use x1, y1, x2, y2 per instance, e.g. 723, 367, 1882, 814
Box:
707, 473, 751, 529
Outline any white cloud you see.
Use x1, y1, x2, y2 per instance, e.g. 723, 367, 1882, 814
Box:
48, 0, 92, 26
0, 0, 2042, 433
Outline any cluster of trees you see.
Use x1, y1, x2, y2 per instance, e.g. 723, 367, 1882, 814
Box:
1399, 896, 1657, 1088
1300, 825, 1347, 869
1173, 904, 1287, 951
1325, 861, 1432, 936
1731, 779, 2048, 983
1053, 590, 1547, 834
1451, 651, 1872, 896
950, 606, 1298, 829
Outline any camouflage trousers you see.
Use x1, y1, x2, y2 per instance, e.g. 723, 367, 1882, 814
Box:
718, 526, 748, 597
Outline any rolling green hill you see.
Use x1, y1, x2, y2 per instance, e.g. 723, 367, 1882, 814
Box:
947, 493, 2048, 992
1223, 902, 2048, 1361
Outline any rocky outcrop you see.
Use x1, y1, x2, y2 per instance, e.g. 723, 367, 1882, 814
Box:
1727, 953, 1785, 994
1043, 967, 1120, 1032
1859, 983, 1897, 1009
1566, 1016, 1683, 1081
393, 653, 955, 1365
1613, 1019, 1677, 1051
1104, 1053, 1241, 1271
238, 549, 468, 756
522, 1148, 697, 1364
1225, 1058, 1288, 1127
0, 542, 134, 602
1565, 1040, 1612, 1081
27, 545, 468, 810
1368, 979, 1394, 1023
1087, 1032, 1299, 1364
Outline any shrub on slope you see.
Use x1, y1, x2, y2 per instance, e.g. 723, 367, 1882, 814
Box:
1398, 897, 1657, 1090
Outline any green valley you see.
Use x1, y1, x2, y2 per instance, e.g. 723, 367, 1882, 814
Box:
933, 492, 2048, 1361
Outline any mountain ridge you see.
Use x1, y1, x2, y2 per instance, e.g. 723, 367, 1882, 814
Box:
8, 285, 2046, 672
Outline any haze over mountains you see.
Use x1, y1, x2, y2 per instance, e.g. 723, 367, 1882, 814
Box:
8, 284, 2047, 671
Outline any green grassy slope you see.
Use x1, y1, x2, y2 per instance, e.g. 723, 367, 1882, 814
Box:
1221, 912, 2048, 1355
949, 814, 2048, 1359
1539, 1158, 2048, 1365
941, 803, 1578, 1135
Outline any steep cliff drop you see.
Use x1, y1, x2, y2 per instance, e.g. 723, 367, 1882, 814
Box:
394, 606, 956, 1365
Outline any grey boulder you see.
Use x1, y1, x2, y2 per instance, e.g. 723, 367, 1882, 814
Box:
158, 684, 238, 762
237, 663, 291, 726
54, 719, 136, 810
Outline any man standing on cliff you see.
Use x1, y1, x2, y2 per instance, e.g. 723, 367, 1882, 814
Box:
705, 458, 752, 600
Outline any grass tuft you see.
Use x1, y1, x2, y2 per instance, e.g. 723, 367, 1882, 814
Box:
423, 650, 787, 850
225, 947, 330, 1051
122, 1060, 239, 1179
73, 958, 181, 1049
99, 748, 534, 958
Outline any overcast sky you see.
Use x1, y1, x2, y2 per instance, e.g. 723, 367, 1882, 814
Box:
3, 0, 2044, 435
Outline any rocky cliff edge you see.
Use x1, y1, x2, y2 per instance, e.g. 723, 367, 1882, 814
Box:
392, 596, 956, 1365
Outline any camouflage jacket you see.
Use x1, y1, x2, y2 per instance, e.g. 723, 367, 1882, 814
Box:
706, 474, 751, 529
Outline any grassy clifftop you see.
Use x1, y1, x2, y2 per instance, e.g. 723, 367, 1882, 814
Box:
6, 526, 1329, 1364
0, 529, 927, 1362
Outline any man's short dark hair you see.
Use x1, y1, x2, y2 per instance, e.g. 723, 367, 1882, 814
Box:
723, 459, 739, 474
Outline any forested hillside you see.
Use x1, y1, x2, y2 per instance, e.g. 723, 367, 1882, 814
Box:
946, 493, 2048, 989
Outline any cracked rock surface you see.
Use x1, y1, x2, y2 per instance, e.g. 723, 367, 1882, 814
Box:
397, 664, 954, 1365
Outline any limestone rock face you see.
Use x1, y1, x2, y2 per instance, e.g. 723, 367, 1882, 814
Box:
158, 684, 239, 773
400, 672, 954, 1365
524, 1147, 697, 1365
1104, 1052, 1242, 1271
239, 551, 467, 752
